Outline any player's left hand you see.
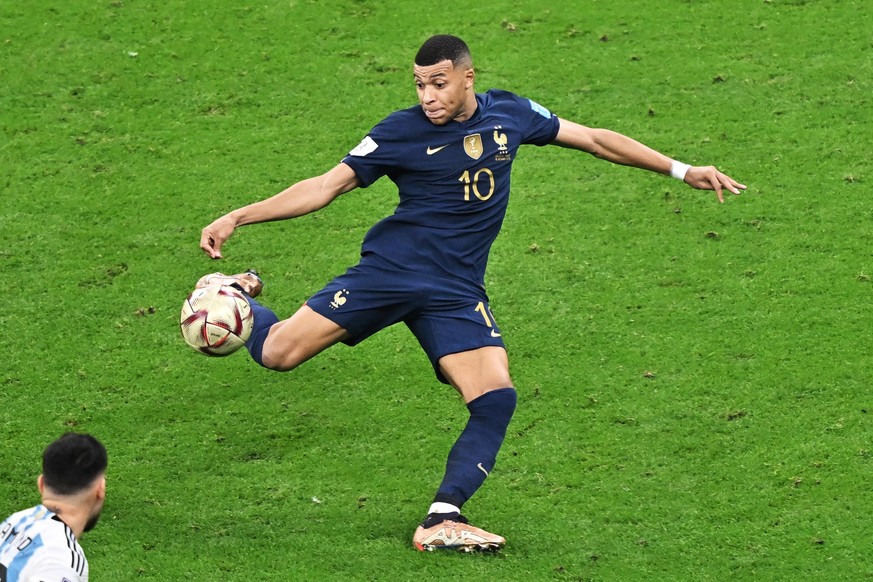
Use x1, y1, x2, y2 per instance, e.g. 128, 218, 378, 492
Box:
685, 166, 746, 203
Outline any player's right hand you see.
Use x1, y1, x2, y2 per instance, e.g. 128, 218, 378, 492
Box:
199, 215, 236, 259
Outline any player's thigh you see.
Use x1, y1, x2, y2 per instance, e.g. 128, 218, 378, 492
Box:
261, 304, 351, 371
306, 261, 424, 344
438, 346, 514, 403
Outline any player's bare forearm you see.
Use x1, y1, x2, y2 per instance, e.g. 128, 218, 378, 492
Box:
199, 162, 361, 259
553, 119, 670, 172
228, 178, 332, 226
228, 164, 361, 226
552, 118, 746, 203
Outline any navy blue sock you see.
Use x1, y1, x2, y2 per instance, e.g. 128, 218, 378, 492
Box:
242, 295, 280, 367
433, 387, 517, 510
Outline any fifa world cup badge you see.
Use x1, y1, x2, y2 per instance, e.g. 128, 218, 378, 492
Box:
464, 134, 483, 160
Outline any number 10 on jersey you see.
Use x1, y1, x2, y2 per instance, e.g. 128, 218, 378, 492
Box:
459, 168, 495, 201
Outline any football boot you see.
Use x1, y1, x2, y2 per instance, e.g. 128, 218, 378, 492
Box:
195, 270, 263, 298
412, 515, 505, 552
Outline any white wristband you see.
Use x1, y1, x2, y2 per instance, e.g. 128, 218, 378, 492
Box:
670, 160, 691, 181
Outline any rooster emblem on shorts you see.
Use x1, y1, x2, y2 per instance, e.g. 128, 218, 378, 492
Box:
330, 289, 349, 309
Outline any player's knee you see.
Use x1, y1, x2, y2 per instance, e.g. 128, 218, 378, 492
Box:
486, 386, 517, 415
259, 343, 303, 372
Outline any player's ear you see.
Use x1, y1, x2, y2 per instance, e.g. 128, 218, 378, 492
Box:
94, 476, 106, 501
465, 67, 475, 90
37, 474, 45, 494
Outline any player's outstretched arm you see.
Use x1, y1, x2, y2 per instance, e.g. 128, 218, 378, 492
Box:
552, 118, 746, 203
200, 162, 361, 259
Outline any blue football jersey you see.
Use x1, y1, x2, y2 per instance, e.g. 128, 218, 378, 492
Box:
342, 89, 560, 285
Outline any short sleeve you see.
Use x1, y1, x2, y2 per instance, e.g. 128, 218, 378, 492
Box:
341, 110, 415, 188
516, 95, 560, 146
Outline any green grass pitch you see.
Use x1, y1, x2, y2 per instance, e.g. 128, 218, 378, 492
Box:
1, 0, 871, 579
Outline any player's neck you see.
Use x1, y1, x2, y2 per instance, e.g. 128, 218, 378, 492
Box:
454, 92, 479, 123
42, 499, 87, 537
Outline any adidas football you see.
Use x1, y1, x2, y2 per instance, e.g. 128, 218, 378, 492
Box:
180, 284, 253, 356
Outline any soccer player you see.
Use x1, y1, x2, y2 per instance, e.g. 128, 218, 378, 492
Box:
197, 35, 745, 552
0, 433, 107, 581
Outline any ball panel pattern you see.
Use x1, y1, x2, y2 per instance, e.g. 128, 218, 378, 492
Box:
180, 284, 253, 356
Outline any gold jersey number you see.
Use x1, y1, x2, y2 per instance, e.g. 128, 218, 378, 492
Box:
459, 168, 495, 201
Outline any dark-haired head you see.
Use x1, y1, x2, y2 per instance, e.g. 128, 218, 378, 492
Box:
42, 433, 107, 496
415, 35, 472, 69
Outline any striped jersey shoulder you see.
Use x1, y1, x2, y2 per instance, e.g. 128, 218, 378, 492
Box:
51, 515, 88, 578
0, 505, 89, 582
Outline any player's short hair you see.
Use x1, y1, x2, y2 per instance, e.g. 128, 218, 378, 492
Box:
415, 35, 472, 68
42, 433, 107, 496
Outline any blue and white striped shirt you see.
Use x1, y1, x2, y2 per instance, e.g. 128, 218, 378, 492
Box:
0, 505, 87, 582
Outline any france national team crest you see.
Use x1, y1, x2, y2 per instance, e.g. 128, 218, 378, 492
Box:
493, 127, 510, 161
330, 289, 349, 310
463, 134, 483, 160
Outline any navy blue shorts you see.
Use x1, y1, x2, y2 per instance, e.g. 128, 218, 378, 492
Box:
305, 256, 505, 383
